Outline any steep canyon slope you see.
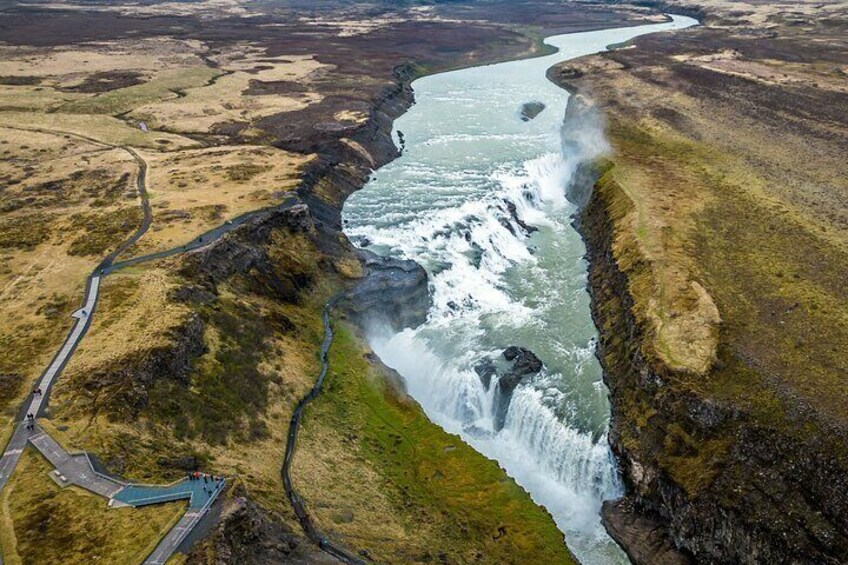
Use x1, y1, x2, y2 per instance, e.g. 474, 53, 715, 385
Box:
552, 0, 848, 562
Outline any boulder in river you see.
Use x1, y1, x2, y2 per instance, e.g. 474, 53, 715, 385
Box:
474, 358, 497, 390
474, 346, 544, 431
504, 199, 538, 235
503, 346, 543, 374
520, 101, 546, 121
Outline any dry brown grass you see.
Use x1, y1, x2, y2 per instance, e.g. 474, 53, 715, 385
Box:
122, 145, 311, 258
0, 39, 206, 82
58, 268, 192, 379
560, 10, 848, 428
0, 127, 144, 421
129, 53, 326, 135
26, 0, 250, 18
47, 265, 330, 527
606, 132, 721, 374
0, 112, 196, 149
0, 85, 87, 111
292, 412, 419, 545
0, 35, 329, 527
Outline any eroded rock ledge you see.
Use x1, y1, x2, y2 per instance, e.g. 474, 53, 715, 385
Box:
338, 249, 431, 333
474, 346, 544, 431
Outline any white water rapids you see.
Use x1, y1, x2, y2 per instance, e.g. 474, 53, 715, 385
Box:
342, 15, 697, 563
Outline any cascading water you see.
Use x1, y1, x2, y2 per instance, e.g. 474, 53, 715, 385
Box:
343, 15, 697, 564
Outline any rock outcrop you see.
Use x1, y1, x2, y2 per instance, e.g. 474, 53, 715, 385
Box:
339, 249, 430, 333
80, 313, 206, 417
187, 487, 327, 565
474, 346, 543, 431
601, 498, 693, 565
578, 161, 848, 564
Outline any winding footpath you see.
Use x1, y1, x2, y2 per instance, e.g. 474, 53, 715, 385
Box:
0, 127, 336, 564
0, 138, 234, 565
0, 142, 149, 506
282, 300, 366, 565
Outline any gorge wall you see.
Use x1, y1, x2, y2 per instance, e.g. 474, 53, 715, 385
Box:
560, 26, 848, 560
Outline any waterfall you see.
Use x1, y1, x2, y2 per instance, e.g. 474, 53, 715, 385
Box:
365, 142, 626, 548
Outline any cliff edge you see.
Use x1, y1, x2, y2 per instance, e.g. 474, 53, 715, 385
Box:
555, 4, 848, 563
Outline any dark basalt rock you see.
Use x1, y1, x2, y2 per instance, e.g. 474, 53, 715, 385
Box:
157, 455, 202, 472
503, 346, 543, 374
339, 249, 431, 333
466, 242, 484, 269
602, 498, 693, 565
504, 199, 538, 234
520, 100, 546, 121
82, 313, 207, 417
474, 346, 544, 431
397, 129, 406, 154
577, 161, 848, 564
474, 358, 497, 390
178, 203, 317, 304
169, 284, 217, 305
498, 216, 517, 236
186, 486, 321, 565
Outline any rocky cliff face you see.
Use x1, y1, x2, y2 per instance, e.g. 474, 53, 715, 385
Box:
77, 313, 207, 418
176, 61, 423, 564
577, 168, 848, 565
295, 64, 416, 233
186, 486, 331, 565
338, 249, 431, 333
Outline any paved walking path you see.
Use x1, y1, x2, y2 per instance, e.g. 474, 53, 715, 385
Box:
0, 425, 27, 494
107, 196, 299, 274
29, 428, 125, 499
32, 276, 100, 418
0, 137, 235, 565
0, 277, 100, 502
144, 508, 204, 565
24, 426, 225, 565
27, 425, 225, 510
0, 127, 309, 565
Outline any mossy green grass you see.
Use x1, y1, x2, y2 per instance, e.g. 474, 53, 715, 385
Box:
295, 323, 576, 564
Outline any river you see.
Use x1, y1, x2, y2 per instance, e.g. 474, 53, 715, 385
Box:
342, 15, 697, 564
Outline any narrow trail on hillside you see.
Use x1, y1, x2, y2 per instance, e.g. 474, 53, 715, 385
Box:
0, 132, 223, 565
0, 125, 326, 565
281, 299, 367, 565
